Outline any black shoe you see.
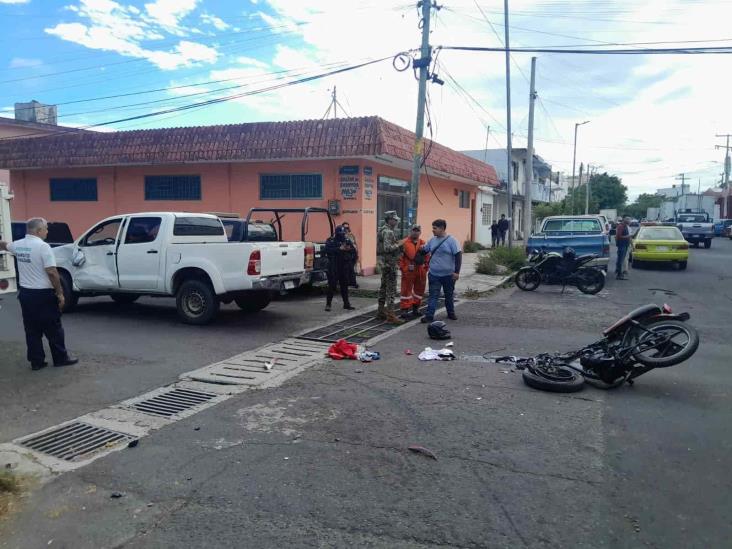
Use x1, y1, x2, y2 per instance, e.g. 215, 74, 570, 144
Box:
399, 311, 412, 319
54, 357, 79, 367
344, 304, 356, 310
420, 316, 434, 324
447, 313, 458, 320
325, 304, 332, 312
31, 362, 48, 371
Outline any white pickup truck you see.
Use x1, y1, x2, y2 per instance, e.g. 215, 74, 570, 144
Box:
54, 212, 312, 325
0, 183, 17, 295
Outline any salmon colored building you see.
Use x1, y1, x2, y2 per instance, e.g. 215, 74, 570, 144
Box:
0, 116, 498, 274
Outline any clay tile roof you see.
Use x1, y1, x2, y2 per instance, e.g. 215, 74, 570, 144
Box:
0, 116, 498, 186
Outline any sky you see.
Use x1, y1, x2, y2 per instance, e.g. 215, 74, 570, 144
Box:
1, 0, 731, 200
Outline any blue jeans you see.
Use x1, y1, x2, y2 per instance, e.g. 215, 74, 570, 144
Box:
616, 244, 629, 276
425, 273, 455, 319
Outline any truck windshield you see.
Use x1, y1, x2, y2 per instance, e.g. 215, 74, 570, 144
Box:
542, 219, 602, 232
678, 215, 706, 223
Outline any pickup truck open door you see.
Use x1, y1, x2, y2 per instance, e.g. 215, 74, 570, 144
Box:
74, 217, 124, 290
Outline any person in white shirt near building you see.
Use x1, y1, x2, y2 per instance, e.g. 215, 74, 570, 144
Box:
0, 218, 78, 371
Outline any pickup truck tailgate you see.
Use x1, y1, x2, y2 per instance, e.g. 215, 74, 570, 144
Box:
258, 242, 305, 276
529, 234, 608, 256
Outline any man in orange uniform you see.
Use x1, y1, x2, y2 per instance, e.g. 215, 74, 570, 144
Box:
399, 225, 428, 319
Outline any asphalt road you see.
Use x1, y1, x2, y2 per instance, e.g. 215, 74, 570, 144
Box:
0, 287, 373, 441
2, 240, 731, 548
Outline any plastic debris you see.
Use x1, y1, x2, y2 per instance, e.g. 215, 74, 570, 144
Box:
418, 347, 456, 361
264, 357, 277, 371
405, 349, 413, 355
357, 351, 380, 362
327, 339, 360, 360
408, 445, 438, 460
110, 491, 125, 499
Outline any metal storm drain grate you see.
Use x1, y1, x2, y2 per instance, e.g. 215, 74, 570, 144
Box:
297, 300, 449, 343
19, 422, 133, 461
130, 388, 217, 417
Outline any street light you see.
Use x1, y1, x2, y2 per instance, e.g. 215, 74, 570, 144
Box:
572, 120, 590, 214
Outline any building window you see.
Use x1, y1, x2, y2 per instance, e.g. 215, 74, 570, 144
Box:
458, 190, 471, 209
145, 175, 201, 200
512, 161, 519, 182
50, 178, 97, 201
260, 174, 322, 200
482, 203, 493, 225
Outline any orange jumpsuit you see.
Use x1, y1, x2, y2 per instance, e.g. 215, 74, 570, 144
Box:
399, 238, 427, 311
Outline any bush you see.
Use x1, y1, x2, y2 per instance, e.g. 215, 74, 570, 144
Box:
475, 254, 501, 275
489, 247, 527, 271
463, 240, 487, 253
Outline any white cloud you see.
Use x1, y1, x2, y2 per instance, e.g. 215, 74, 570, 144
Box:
9, 57, 43, 68
0, 0, 31, 4
45, 0, 218, 70
144, 0, 198, 29
201, 12, 230, 31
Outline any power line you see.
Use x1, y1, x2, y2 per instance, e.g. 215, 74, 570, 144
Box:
442, 45, 732, 54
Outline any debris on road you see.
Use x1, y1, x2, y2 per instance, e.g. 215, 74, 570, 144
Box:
327, 339, 360, 360
418, 347, 456, 361
408, 445, 438, 460
357, 350, 380, 362
110, 491, 125, 499
127, 440, 139, 448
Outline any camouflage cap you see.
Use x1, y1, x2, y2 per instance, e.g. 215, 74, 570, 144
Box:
384, 210, 400, 221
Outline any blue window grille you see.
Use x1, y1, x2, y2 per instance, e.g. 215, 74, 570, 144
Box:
145, 175, 201, 201
260, 174, 322, 200
50, 178, 98, 201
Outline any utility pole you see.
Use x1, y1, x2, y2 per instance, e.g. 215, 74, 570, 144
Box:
483, 125, 490, 164
408, 1, 432, 229
333, 86, 338, 118
571, 120, 590, 215
504, 0, 514, 246
675, 173, 687, 196
523, 57, 537, 240
578, 162, 584, 214
585, 163, 591, 214
715, 134, 731, 188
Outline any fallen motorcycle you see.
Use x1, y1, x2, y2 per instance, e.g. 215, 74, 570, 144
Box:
493, 303, 699, 392
515, 247, 605, 295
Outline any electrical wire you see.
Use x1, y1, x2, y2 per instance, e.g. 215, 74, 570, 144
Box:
442, 45, 732, 54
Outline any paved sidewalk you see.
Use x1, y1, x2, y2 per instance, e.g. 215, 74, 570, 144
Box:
357, 252, 510, 294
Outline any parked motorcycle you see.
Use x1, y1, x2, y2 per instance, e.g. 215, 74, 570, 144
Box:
494, 303, 699, 392
515, 247, 605, 295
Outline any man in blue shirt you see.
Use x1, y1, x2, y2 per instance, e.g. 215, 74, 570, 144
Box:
420, 219, 462, 323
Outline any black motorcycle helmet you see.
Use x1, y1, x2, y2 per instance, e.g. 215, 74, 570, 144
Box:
428, 320, 451, 340
562, 246, 576, 259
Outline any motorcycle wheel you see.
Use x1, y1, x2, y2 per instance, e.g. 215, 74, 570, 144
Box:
515, 267, 541, 291
522, 364, 585, 393
576, 268, 605, 295
631, 319, 700, 368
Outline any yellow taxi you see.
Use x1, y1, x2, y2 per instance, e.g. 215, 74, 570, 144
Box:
631, 224, 689, 270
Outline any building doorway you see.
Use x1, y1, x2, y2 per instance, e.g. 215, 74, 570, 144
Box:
376, 175, 409, 239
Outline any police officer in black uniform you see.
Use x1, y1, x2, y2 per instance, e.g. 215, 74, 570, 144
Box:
324, 225, 355, 312
1, 218, 78, 371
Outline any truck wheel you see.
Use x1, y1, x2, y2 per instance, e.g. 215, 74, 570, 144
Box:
678, 261, 687, 270
60, 272, 79, 313
176, 279, 219, 325
704, 239, 711, 249
111, 293, 140, 304
235, 291, 272, 313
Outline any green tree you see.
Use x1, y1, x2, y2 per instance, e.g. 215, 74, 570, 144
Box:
623, 193, 663, 220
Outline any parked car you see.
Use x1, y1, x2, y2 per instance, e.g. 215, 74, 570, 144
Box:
726, 225, 732, 239
53, 212, 311, 325
631, 225, 689, 270
12, 220, 73, 248
526, 215, 610, 269
713, 219, 732, 237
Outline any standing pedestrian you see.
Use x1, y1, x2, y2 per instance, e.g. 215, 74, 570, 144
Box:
398, 224, 427, 319
420, 219, 462, 323
0, 218, 78, 371
497, 214, 510, 246
324, 226, 355, 312
376, 211, 404, 324
341, 222, 359, 288
490, 220, 499, 248
615, 216, 631, 280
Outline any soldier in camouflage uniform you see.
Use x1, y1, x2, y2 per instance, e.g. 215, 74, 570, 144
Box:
377, 211, 404, 324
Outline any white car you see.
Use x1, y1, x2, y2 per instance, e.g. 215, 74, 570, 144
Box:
54, 212, 312, 324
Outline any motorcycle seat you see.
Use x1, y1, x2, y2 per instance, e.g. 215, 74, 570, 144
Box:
602, 303, 661, 335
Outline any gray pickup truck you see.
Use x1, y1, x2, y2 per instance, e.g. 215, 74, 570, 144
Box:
674, 211, 714, 248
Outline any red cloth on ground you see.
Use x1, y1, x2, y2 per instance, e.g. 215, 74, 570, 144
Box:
327, 339, 358, 360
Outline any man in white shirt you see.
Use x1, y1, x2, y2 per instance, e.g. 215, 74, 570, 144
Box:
0, 218, 78, 371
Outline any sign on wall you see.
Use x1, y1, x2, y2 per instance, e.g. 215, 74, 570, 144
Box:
339, 165, 360, 200
363, 166, 374, 200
